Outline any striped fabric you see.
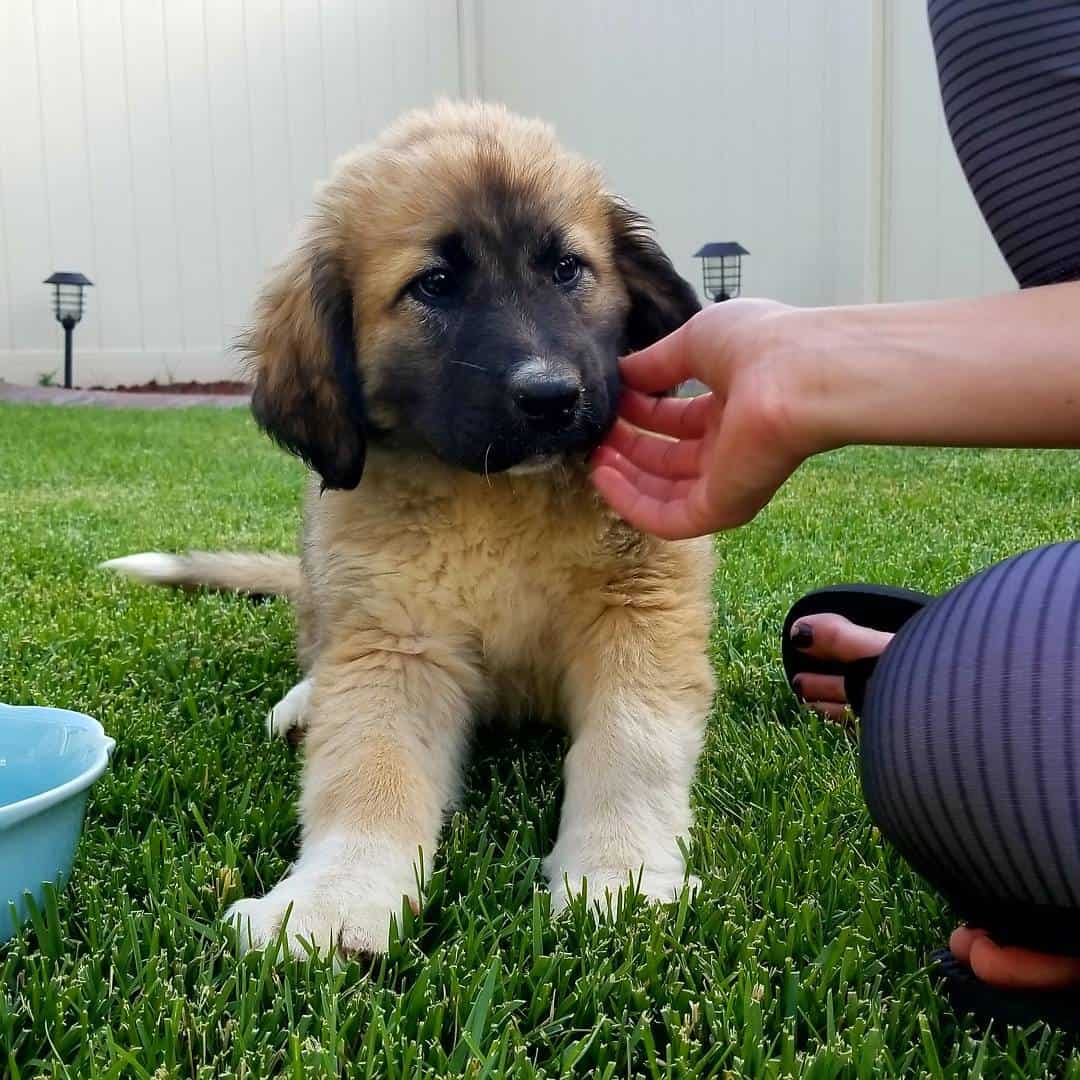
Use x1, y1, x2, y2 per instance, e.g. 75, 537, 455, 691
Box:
847, 4, 1080, 958
928, 0, 1080, 287
860, 542, 1080, 954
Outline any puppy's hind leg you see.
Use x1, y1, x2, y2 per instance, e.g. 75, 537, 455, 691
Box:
268, 578, 320, 741
267, 677, 313, 740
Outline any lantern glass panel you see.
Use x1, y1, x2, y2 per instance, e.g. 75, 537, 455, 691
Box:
54, 285, 85, 322
694, 243, 748, 302
702, 256, 742, 301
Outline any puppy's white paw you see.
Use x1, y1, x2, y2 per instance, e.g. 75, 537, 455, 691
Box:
267, 678, 312, 740
545, 862, 699, 915
226, 836, 418, 958
226, 884, 399, 957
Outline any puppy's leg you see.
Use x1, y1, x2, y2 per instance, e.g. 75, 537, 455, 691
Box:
545, 610, 713, 912
267, 677, 312, 739
228, 640, 477, 956
268, 577, 320, 740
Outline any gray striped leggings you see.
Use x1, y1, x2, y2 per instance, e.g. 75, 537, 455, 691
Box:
864, 2, 1080, 949
929, 0, 1080, 287
862, 543, 1080, 952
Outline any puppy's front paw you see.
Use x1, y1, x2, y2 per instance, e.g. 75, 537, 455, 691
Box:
267, 677, 312, 741
545, 861, 699, 915
226, 840, 417, 957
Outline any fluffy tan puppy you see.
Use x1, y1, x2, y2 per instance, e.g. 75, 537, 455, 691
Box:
106, 102, 715, 957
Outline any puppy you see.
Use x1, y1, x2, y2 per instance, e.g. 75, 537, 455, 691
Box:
106, 102, 715, 957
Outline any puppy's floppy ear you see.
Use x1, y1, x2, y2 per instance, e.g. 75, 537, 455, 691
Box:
245, 239, 368, 490
607, 198, 701, 352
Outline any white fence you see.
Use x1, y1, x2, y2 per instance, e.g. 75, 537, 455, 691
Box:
0, 1, 1015, 387
882, 1, 1013, 301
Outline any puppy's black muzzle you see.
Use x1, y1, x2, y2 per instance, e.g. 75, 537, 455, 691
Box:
507, 361, 584, 433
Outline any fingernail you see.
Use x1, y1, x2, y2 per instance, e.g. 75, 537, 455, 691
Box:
791, 624, 813, 648
792, 676, 804, 698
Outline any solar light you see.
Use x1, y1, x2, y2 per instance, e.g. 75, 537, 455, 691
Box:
44, 271, 93, 389
693, 242, 748, 302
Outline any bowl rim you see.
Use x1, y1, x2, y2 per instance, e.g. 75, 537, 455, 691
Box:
0, 703, 116, 830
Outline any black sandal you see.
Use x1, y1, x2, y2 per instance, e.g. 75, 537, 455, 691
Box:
782, 585, 1080, 1034
932, 949, 1080, 1033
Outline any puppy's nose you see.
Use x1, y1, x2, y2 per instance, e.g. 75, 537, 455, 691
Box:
508, 361, 582, 428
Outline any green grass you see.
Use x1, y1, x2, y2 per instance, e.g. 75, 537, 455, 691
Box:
2, 402, 1080, 1077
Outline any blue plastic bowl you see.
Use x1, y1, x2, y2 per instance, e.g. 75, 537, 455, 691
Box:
0, 703, 115, 943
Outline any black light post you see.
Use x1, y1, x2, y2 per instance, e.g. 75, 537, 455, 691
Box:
693, 243, 748, 302
44, 272, 93, 389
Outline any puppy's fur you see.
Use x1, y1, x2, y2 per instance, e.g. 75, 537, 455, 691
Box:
106, 103, 715, 957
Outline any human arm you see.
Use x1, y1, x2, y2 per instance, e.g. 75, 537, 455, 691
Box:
591, 283, 1080, 538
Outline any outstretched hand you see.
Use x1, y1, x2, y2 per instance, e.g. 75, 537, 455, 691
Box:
591, 299, 812, 539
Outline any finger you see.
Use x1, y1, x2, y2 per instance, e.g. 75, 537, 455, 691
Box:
968, 935, 1080, 991
590, 463, 706, 540
948, 925, 990, 965
792, 673, 847, 704
619, 388, 713, 440
604, 419, 702, 480
619, 322, 695, 393
591, 447, 693, 502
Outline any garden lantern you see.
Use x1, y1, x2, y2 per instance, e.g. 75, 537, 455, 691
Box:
44, 271, 93, 389
693, 242, 748, 302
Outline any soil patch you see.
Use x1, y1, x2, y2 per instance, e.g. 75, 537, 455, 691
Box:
87, 379, 250, 396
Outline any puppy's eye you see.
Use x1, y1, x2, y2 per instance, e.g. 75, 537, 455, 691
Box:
413, 267, 456, 301
553, 254, 582, 287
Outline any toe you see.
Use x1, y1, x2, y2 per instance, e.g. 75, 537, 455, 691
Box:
968, 935, 1080, 991
949, 924, 990, 965
793, 672, 847, 703
807, 701, 853, 724
790, 613, 894, 663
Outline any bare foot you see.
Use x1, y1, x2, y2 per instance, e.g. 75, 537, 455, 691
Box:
949, 925, 1080, 991
791, 611, 1080, 994
789, 613, 894, 721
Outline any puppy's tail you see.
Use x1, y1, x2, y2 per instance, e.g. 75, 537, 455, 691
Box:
100, 551, 301, 598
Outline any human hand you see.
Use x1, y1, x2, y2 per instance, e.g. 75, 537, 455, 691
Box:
592, 298, 821, 539
594, 281, 1080, 539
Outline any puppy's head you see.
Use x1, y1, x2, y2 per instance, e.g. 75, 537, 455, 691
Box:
246, 102, 699, 487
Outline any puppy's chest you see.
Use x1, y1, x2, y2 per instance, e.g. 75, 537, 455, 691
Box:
314, 470, 646, 671
420, 507, 601, 640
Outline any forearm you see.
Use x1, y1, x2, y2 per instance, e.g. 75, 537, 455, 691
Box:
788, 283, 1080, 454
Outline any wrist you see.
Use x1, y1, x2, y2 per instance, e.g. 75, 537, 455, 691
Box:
760, 305, 861, 459
770, 301, 945, 454
743, 284, 1080, 460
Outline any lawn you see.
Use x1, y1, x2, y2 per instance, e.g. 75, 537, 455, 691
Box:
2, 402, 1080, 1077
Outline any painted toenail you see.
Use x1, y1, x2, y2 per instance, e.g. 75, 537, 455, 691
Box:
792, 625, 813, 648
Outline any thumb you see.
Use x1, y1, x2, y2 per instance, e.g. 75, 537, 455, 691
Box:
618, 319, 696, 394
